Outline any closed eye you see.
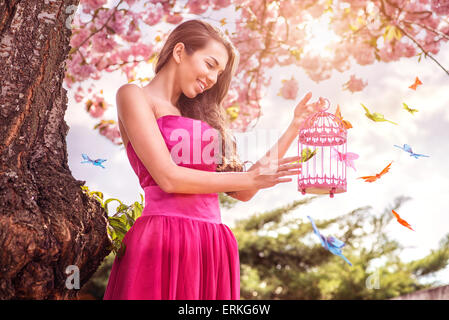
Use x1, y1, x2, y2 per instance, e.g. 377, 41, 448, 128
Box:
207, 61, 223, 76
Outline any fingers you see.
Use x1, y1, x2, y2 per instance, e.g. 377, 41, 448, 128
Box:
261, 155, 301, 167
280, 155, 301, 165
279, 169, 301, 176
282, 162, 302, 170
277, 177, 293, 183
300, 92, 312, 105
276, 169, 301, 178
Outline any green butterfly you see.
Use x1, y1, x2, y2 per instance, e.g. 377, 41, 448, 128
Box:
361, 103, 398, 125
289, 148, 317, 164
402, 102, 419, 115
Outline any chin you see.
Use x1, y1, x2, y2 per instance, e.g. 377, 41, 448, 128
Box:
185, 91, 197, 99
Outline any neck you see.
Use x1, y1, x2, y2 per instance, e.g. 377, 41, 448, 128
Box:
145, 61, 182, 105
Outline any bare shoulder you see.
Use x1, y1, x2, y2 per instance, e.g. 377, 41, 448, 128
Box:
116, 83, 155, 116
117, 83, 150, 104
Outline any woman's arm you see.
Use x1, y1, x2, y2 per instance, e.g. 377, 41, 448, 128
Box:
225, 92, 314, 202
225, 120, 301, 202
117, 83, 257, 195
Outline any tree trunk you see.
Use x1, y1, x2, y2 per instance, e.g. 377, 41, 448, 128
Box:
0, 0, 112, 299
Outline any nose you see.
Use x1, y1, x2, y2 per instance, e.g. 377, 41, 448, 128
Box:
206, 72, 218, 87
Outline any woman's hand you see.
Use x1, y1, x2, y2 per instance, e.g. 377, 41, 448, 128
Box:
249, 155, 302, 190
291, 92, 327, 129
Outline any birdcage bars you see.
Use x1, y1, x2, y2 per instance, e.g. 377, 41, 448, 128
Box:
297, 100, 348, 198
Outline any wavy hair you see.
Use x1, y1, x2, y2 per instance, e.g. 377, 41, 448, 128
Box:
153, 19, 250, 174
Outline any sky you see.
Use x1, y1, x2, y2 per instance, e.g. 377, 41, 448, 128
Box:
65, 3, 449, 287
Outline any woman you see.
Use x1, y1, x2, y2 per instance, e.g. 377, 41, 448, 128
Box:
103, 19, 313, 300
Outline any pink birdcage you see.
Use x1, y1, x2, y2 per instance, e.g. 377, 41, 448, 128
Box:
297, 98, 348, 198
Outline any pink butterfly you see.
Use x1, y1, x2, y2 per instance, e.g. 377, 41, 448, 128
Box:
331, 147, 359, 171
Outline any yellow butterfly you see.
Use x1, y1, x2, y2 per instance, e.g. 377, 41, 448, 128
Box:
402, 103, 419, 115
289, 148, 317, 164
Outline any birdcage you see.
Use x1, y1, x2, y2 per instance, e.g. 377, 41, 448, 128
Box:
297, 98, 347, 198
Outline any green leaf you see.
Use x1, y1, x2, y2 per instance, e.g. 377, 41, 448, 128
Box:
104, 198, 124, 215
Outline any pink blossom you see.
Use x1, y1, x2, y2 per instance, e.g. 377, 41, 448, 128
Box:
308, 4, 324, 18
298, 53, 333, 82
92, 31, 116, 53
97, 122, 121, 144
422, 39, 440, 55
103, 125, 121, 144
142, 3, 164, 26
431, 0, 449, 15
86, 100, 105, 118
212, 0, 232, 10
279, 0, 299, 20
349, 0, 367, 10
279, 77, 299, 100
378, 42, 399, 62
95, 56, 111, 71
70, 28, 90, 48
88, 103, 105, 118
124, 0, 138, 7
331, 44, 351, 72
74, 86, 85, 103
396, 42, 417, 58
67, 51, 96, 81
109, 10, 127, 35
343, 74, 368, 93
118, 48, 132, 62
165, 13, 184, 24
80, 0, 107, 13
130, 43, 154, 59
351, 44, 376, 65
187, 0, 209, 15
121, 18, 142, 43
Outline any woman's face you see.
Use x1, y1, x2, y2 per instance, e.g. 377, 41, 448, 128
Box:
176, 39, 229, 98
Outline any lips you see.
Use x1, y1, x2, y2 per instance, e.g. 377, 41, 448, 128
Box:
197, 80, 206, 92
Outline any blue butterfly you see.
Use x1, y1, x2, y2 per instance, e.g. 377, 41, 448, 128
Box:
81, 153, 107, 169
394, 144, 429, 159
307, 216, 352, 266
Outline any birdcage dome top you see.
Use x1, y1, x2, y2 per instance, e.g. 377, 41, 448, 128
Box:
299, 102, 347, 146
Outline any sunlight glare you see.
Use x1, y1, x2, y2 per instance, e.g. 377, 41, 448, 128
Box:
301, 13, 340, 59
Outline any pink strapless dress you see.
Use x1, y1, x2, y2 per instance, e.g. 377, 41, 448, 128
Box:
103, 115, 240, 300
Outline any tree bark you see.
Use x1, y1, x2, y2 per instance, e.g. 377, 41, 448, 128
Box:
0, 0, 112, 299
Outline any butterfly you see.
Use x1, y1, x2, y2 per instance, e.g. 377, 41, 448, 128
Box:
226, 104, 240, 121
402, 103, 419, 115
358, 161, 393, 182
331, 147, 359, 171
392, 210, 415, 231
361, 103, 398, 125
81, 153, 107, 169
402, 102, 419, 114
307, 216, 352, 266
408, 77, 422, 90
394, 144, 429, 159
288, 148, 317, 165
335, 104, 353, 129
301, 148, 317, 163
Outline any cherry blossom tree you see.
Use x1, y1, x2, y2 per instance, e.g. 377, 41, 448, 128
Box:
67, 0, 449, 144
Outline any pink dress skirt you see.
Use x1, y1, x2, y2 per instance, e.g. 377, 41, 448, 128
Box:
103, 115, 240, 300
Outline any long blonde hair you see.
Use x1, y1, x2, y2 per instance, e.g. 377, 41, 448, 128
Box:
154, 19, 249, 173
